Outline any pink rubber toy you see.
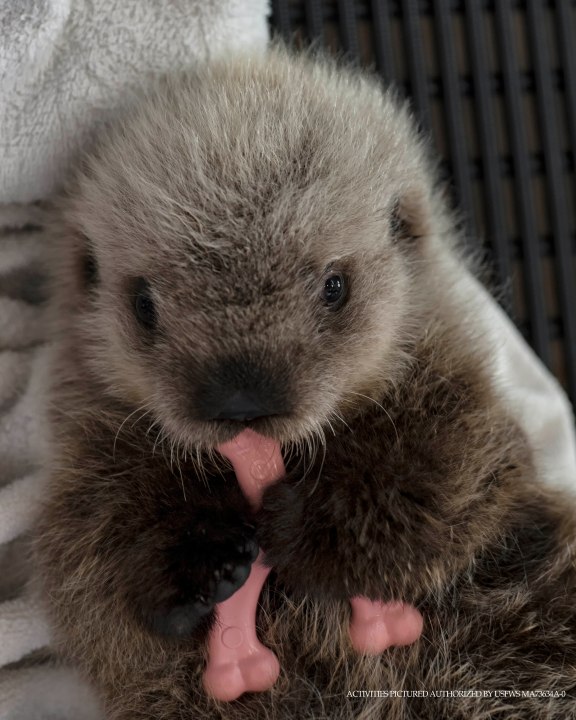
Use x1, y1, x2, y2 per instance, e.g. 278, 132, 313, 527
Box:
203, 429, 423, 702
203, 429, 281, 701
349, 598, 423, 654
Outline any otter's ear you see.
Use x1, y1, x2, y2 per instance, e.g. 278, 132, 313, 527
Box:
389, 187, 432, 246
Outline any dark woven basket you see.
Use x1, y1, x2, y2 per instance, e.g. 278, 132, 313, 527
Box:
270, 0, 576, 408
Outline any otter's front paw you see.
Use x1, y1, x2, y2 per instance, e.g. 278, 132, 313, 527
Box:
256, 482, 314, 587
256, 477, 367, 600
144, 517, 259, 638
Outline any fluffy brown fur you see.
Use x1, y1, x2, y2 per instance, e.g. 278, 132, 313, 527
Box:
33, 47, 576, 719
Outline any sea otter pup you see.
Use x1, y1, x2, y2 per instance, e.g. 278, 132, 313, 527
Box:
33, 47, 576, 719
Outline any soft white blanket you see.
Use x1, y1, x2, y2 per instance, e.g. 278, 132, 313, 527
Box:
0, 0, 268, 203
0, 2, 574, 719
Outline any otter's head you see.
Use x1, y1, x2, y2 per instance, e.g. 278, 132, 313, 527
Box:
57, 48, 444, 450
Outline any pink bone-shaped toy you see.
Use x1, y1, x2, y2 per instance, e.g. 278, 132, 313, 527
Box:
203, 428, 423, 702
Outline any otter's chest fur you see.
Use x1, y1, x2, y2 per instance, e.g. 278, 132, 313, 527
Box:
35, 333, 576, 720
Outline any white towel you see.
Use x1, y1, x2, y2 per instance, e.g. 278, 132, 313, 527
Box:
0, 0, 269, 203
0, 666, 103, 720
0, 2, 574, 719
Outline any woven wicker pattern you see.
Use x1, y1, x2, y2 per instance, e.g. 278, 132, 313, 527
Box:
270, 0, 576, 405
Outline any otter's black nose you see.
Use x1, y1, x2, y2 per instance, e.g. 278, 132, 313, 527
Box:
213, 390, 272, 422
195, 359, 289, 422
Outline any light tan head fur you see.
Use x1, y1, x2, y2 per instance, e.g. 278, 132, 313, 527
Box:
52, 46, 454, 452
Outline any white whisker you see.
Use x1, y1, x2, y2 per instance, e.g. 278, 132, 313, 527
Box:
113, 401, 153, 461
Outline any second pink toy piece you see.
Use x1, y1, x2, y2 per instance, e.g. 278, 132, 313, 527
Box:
203, 428, 423, 702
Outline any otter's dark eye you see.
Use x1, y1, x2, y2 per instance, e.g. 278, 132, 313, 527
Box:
322, 273, 347, 310
133, 278, 156, 329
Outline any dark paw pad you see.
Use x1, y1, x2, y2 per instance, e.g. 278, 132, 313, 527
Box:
151, 530, 259, 638
212, 538, 259, 603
